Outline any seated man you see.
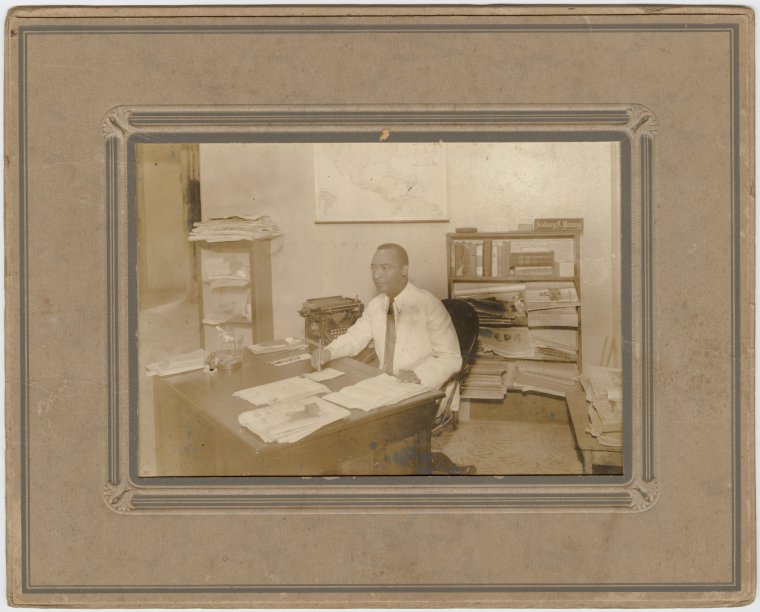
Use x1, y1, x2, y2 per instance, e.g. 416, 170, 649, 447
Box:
312, 243, 462, 390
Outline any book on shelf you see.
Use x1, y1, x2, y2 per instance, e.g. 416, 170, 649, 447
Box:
452, 238, 516, 278
511, 249, 554, 268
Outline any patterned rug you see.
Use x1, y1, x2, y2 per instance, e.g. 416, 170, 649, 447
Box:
433, 419, 584, 475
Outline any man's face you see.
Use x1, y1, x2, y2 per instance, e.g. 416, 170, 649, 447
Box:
370, 248, 408, 298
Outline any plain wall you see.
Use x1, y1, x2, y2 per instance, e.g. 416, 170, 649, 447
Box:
199, 142, 620, 371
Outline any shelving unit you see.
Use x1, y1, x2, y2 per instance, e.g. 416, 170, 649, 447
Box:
196, 239, 274, 352
446, 230, 583, 400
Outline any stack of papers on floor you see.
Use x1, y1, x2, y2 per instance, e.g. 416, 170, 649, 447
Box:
459, 357, 511, 400
233, 376, 331, 407
145, 349, 208, 376
188, 215, 283, 242
247, 337, 308, 354
579, 366, 623, 447
238, 397, 350, 443
322, 373, 430, 412
510, 361, 578, 397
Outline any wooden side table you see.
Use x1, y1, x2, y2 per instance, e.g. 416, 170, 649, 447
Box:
565, 385, 623, 475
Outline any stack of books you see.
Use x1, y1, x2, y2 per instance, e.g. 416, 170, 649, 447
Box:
188, 214, 283, 242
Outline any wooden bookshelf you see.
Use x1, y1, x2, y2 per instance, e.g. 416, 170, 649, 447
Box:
447, 230, 583, 399
195, 239, 274, 352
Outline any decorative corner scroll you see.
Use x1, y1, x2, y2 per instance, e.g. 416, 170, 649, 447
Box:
103, 480, 136, 513
629, 478, 660, 511
101, 106, 134, 140
627, 104, 658, 136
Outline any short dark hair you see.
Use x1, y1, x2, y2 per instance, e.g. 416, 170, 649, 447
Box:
376, 243, 409, 266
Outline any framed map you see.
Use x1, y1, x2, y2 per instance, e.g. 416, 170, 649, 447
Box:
314, 142, 448, 222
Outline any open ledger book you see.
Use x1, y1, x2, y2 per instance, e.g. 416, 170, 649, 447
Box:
322, 373, 431, 412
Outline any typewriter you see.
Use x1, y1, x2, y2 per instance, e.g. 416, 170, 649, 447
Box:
298, 296, 364, 345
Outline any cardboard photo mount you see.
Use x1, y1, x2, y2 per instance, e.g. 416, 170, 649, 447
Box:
4, 6, 755, 608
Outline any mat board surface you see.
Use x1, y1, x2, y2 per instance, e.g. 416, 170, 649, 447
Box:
4, 5, 754, 607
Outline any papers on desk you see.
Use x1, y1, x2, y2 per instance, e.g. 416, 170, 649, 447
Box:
579, 366, 623, 447
145, 349, 208, 377
233, 376, 331, 407
302, 367, 345, 382
322, 373, 429, 412
248, 337, 308, 354
238, 397, 350, 443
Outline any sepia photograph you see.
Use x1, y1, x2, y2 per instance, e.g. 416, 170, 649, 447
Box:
137, 139, 624, 477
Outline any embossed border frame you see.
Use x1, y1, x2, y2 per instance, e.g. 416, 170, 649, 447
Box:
102, 104, 653, 513
7, 11, 751, 602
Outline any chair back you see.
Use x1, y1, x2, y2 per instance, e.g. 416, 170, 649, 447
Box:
442, 298, 480, 364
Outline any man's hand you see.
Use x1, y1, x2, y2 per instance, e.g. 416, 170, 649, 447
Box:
394, 369, 421, 384
310, 347, 331, 370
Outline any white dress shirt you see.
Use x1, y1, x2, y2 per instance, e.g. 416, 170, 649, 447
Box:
325, 282, 462, 389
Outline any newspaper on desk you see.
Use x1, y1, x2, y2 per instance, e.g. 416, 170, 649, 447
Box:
321, 373, 430, 412
238, 396, 350, 443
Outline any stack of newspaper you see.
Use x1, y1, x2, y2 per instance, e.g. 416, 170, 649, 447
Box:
238, 397, 350, 443
322, 373, 430, 411
579, 366, 623, 447
188, 214, 283, 242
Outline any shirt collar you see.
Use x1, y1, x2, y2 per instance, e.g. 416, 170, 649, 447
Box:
387, 282, 412, 311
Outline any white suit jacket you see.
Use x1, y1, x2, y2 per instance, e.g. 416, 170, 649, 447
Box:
325, 282, 462, 389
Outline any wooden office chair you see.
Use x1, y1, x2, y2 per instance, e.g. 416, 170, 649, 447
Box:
429, 298, 480, 475
432, 298, 480, 435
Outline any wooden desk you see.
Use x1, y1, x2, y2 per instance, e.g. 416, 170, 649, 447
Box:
153, 351, 442, 476
565, 385, 623, 475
